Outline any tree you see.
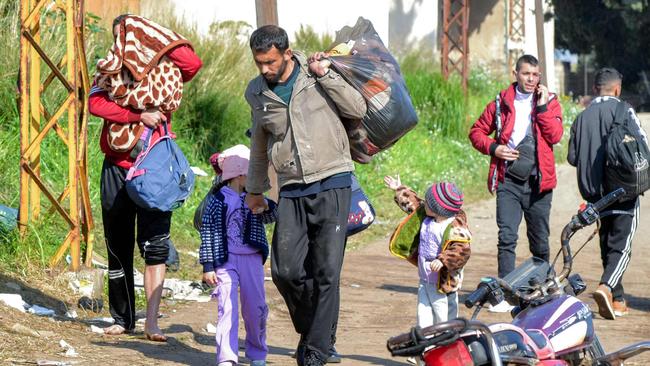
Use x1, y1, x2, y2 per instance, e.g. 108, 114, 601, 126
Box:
552, 0, 649, 88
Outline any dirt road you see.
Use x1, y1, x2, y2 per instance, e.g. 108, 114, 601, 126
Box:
3, 115, 650, 365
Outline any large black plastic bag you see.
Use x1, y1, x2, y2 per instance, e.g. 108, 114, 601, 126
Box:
325, 17, 418, 162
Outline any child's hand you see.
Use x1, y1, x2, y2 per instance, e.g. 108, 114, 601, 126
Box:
246, 193, 268, 214
430, 259, 443, 272
202, 271, 218, 286
384, 174, 401, 190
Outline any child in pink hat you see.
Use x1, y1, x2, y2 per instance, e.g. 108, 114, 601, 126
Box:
199, 144, 276, 366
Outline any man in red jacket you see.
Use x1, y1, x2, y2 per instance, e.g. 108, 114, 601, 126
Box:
89, 15, 202, 340
469, 55, 563, 312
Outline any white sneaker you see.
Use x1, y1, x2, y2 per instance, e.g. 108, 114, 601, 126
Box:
406, 356, 425, 366
217, 362, 235, 366
488, 300, 514, 313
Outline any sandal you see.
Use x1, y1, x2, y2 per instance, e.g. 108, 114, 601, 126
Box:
103, 324, 128, 335
145, 332, 168, 342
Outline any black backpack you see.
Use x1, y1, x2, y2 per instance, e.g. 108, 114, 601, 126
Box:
604, 101, 650, 201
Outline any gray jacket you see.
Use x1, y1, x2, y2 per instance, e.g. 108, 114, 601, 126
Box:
244, 52, 367, 193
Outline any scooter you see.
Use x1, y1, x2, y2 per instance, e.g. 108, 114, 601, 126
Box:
387, 188, 650, 365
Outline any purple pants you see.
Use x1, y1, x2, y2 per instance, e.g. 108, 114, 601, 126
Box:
213, 253, 268, 364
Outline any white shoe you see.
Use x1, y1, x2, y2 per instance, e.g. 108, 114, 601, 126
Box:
406, 356, 425, 366
217, 362, 235, 366
488, 300, 514, 313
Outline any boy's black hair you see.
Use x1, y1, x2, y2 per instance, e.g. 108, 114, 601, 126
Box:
249, 25, 289, 53
594, 67, 622, 89
515, 54, 539, 71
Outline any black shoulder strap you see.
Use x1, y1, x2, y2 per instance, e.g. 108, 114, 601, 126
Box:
495, 94, 502, 141
612, 101, 629, 127
490, 94, 502, 193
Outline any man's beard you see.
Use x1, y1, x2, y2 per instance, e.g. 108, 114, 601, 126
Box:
264, 58, 288, 84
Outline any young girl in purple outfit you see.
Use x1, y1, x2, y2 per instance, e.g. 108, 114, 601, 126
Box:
199, 144, 277, 366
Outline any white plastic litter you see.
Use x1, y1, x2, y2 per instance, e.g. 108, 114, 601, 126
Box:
65, 310, 78, 319
88, 316, 115, 324
91, 258, 108, 269
66, 278, 93, 297
0, 293, 27, 312
163, 278, 211, 302
67, 279, 79, 293
28, 304, 55, 316
59, 340, 78, 357
205, 323, 217, 334
78, 281, 93, 298
191, 166, 209, 177
90, 325, 104, 334
36, 360, 74, 366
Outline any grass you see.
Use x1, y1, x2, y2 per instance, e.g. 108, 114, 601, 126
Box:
0, 5, 582, 284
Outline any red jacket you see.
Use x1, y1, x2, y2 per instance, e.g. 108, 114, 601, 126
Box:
88, 45, 202, 169
468, 83, 563, 193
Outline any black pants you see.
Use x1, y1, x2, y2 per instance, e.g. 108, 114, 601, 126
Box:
496, 175, 552, 278
271, 187, 351, 363
101, 160, 172, 330
596, 198, 639, 301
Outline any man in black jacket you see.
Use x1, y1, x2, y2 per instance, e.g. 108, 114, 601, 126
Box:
568, 67, 647, 320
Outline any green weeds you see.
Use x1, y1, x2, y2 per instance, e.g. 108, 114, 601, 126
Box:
0, 7, 581, 278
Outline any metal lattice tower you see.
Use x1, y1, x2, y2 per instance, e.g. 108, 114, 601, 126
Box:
441, 0, 470, 92
508, 0, 526, 73
19, 0, 93, 271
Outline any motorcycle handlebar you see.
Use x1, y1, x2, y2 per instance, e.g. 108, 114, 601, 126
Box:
471, 188, 627, 306
555, 188, 625, 282
593, 188, 625, 212
387, 319, 501, 365
464, 282, 491, 308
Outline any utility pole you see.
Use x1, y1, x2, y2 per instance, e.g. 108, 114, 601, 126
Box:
535, 0, 548, 86
255, 0, 278, 27
441, 0, 470, 93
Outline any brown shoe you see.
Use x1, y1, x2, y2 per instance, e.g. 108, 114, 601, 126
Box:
613, 299, 628, 317
593, 284, 615, 320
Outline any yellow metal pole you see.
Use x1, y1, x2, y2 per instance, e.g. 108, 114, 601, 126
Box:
29, 21, 42, 220
19, 0, 31, 236
20, 0, 93, 271
74, 3, 94, 266
66, 0, 80, 271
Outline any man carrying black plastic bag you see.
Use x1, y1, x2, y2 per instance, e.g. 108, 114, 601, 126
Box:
322, 17, 418, 163
244, 25, 366, 366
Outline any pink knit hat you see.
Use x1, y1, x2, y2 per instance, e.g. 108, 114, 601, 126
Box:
209, 144, 250, 181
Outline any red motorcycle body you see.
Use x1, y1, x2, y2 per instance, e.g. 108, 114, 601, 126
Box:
422, 339, 474, 365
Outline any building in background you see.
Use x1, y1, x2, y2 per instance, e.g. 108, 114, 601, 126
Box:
85, 0, 559, 92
